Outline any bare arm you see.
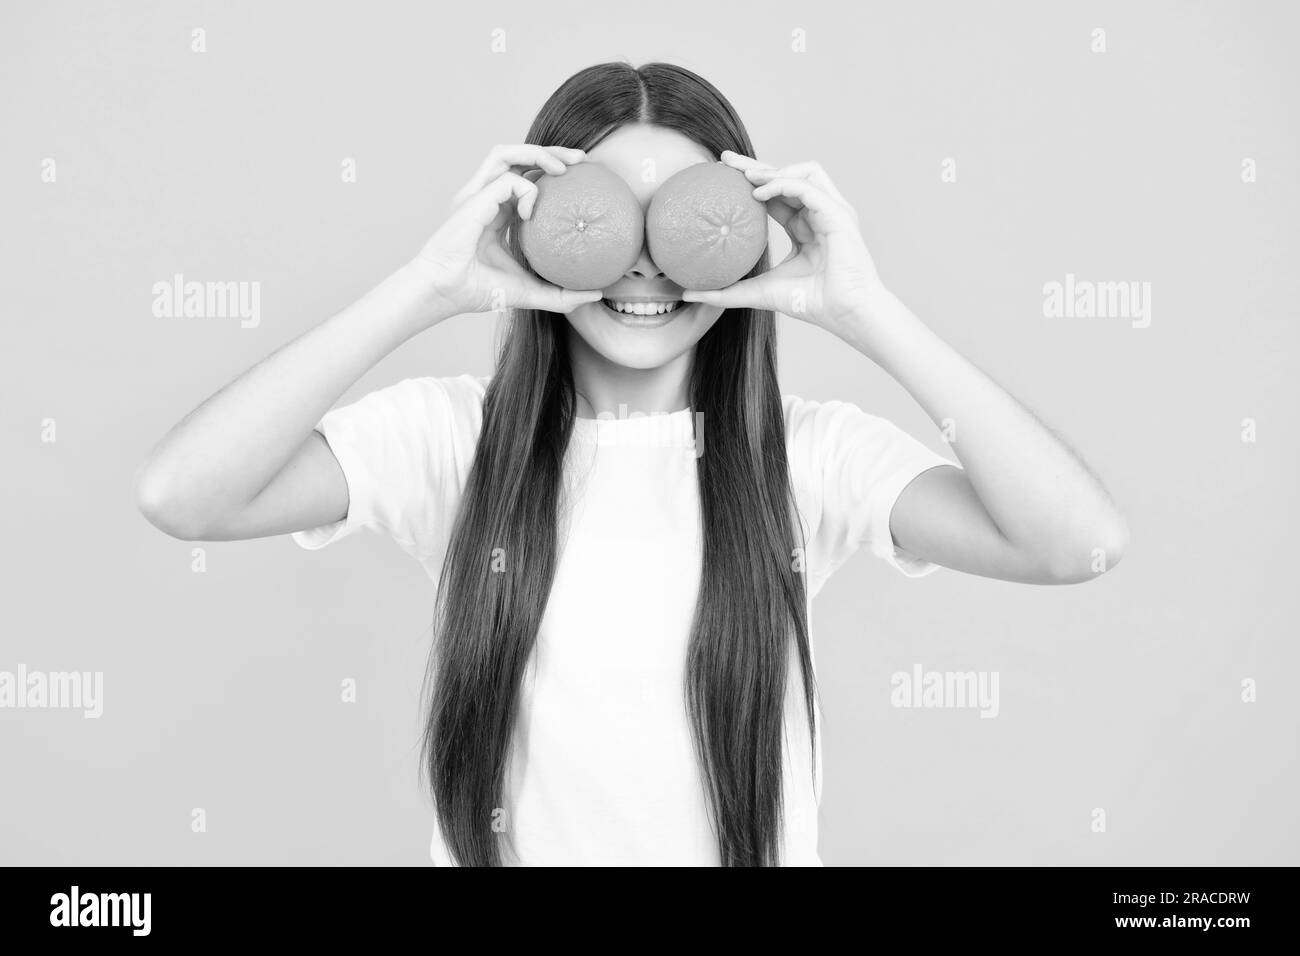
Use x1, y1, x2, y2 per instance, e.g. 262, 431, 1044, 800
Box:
852, 287, 1128, 585
684, 152, 1128, 585
134, 267, 442, 540
135, 145, 599, 541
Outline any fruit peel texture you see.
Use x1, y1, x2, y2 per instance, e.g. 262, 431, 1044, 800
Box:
646, 163, 768, 291
520, 164, 644, 292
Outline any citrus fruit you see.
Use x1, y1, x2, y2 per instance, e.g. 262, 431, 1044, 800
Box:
519, 163, 644, 291
645, 163, 768, 291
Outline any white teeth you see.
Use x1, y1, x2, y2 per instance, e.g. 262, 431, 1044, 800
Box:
606, 300, 681, 315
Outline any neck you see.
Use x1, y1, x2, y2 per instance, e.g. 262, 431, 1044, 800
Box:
566, 327, 694, 418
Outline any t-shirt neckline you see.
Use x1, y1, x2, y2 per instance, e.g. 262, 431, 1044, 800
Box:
571, 407, 698, 449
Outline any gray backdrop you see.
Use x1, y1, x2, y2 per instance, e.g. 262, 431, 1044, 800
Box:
2, 0, 1297, 865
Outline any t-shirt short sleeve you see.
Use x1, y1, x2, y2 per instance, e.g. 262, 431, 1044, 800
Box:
784, 394, 958, 593
291, 374, 487, 566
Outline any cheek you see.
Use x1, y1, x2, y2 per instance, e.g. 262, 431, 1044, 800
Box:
563, 302, 607, 349
688, 304, 726, 339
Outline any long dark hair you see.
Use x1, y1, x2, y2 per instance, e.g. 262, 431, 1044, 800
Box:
421, 62, 815, 866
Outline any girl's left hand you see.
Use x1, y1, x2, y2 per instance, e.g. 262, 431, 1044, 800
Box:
682, 151, 886, 340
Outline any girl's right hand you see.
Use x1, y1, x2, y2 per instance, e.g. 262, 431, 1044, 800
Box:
408, 144, 604, 319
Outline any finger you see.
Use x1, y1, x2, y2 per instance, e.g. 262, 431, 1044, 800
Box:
776, 162, 844, 203
520, 279, 604, 313
748, 161, 847, 205
486, 144, 573, 178
455, 145, 584, 207
454, 172, 537, 239
680, 275, 778, 311
534, 145, 587, 162
513, 147, 588, 189
752, 177, 850, 230
729, 163, 802, 232
763, 196, 799, 229
719, 149, 774, 174
743, 167, 832, 227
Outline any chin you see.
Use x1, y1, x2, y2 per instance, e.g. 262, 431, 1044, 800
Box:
565, 299, 724, 371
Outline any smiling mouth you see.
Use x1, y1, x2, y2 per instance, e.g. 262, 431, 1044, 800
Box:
601, 298, 684, 316
598, 297, 689, 328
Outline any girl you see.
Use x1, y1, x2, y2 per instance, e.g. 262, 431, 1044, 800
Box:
135, 62, 1128, 867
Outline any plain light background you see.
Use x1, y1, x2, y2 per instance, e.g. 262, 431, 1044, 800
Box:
2, 0, 1297, 865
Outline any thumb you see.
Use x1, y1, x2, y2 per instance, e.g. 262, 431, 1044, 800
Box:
520, 279, 603, 314
681, 275, 776, 312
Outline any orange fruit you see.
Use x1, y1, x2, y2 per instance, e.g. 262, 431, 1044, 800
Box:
646, 163, 768, 291
519, 163, 644, 291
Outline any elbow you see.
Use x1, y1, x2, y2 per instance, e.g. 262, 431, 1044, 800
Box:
1043, 512, 1129, 585
133, 460, 211, 541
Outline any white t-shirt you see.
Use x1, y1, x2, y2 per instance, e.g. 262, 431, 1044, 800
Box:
292, 374, 956, 866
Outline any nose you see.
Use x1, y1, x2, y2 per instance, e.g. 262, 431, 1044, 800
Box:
625, 240, 665, 281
